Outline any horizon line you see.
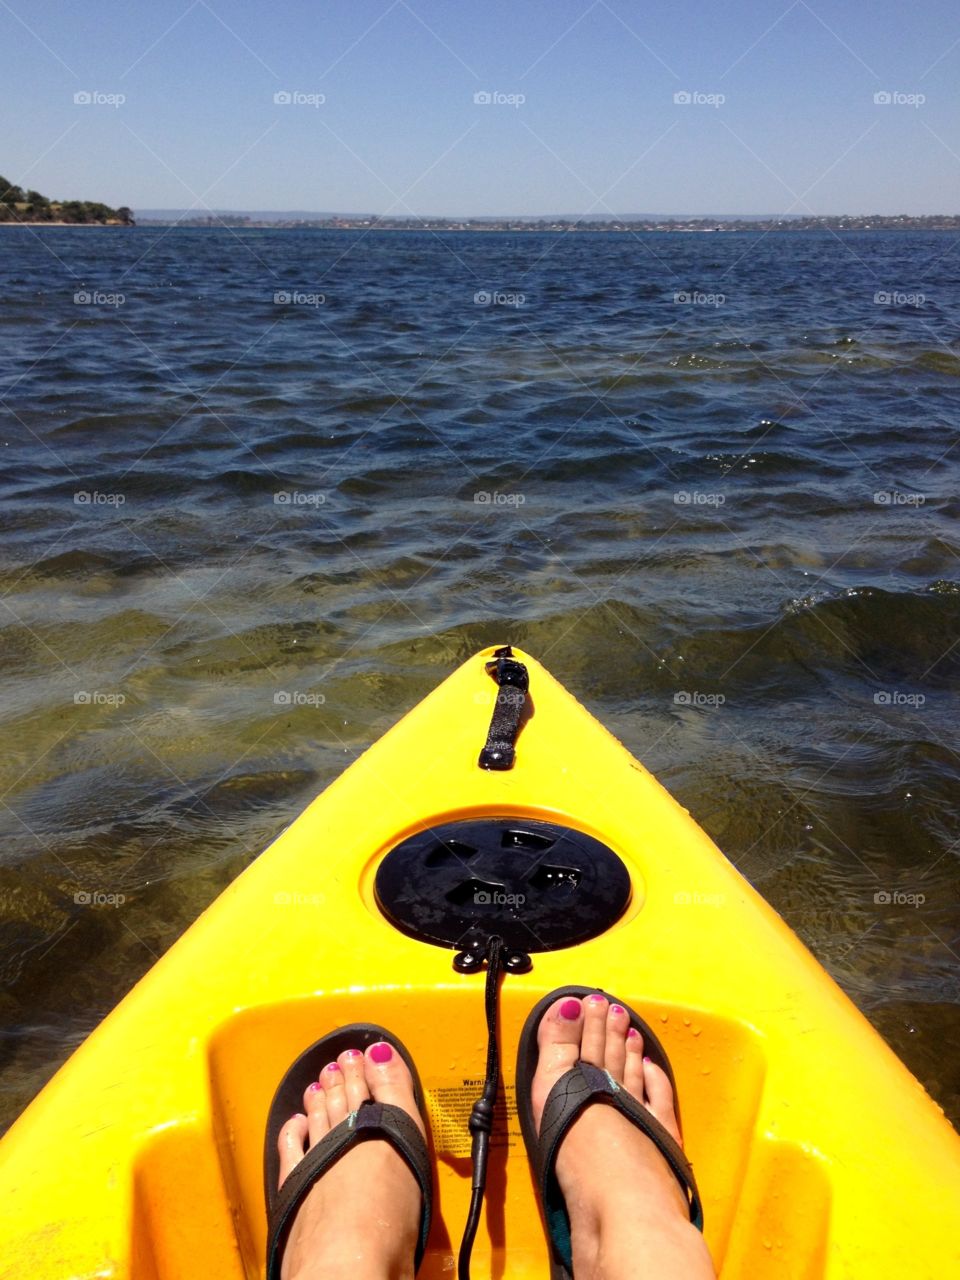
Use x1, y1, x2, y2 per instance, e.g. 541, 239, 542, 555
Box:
133, 209, 959, 219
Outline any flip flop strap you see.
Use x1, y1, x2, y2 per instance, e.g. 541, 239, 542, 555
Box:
537, 1063, 703, 1271
266, 1100, 432, 1280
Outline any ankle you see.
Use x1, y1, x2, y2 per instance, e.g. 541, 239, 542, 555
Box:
288, 1246, 415, 1280
283, 1209, 418, 1280
597, 1215, 713, 1280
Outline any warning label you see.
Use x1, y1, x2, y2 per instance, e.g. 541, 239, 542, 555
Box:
426, 1078, 522, 1159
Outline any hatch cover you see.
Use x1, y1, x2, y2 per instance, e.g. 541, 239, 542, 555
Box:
374, 818, 631, 955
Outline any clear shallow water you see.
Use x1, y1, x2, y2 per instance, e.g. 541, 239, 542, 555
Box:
0, 227, 958, 1130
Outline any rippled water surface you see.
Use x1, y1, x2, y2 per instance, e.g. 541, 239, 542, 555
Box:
1, 227, 958, 1130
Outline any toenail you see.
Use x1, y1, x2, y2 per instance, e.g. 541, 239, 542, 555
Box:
560, 998, 582, 1020
643, 1055, 652, 1063
611, 1004, 625, 1015
589, 993, 606, 1003
627, 1027, 640, 1038
344, 1049, 362, 1059
369, 1041, 393, 1064
307, 1080, 322, 1092
325, 1062, 340, 1073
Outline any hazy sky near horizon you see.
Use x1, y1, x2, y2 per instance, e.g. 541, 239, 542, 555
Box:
3, 0, 959, 216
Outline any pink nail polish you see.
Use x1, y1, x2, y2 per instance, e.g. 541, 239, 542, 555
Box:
589, 993, 606, 1004
325, 1062, 340, 1073
611, 1005, 625, 1016
643, 1055, 652, 1063
560, 998, 582, 1020
344, 1049, 362, 1059
307, 1080, 322, 1092
369, 1041, 393, 1064
627, 1027, 640, 1039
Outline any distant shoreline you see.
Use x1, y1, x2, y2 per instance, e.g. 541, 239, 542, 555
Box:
133, 215, 960, 233
8, 215, 959, 233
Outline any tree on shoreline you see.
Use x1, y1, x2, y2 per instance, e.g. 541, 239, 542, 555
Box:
0, 175, 134, 224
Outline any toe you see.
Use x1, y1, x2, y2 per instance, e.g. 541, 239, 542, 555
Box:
624, 1025, 646, 1098
338, 1047, 370, 1112
320, 1060, 348, 1127
364, 1042, 425, 1137
277, 1113, 309, 1188
531, 994, 586, 1137
304, 1078, 330, 1145
642, 1058, 682, 1146
580, 993, 609, 1066
536, 995, 585, 1076
604, 1002, 629, 1081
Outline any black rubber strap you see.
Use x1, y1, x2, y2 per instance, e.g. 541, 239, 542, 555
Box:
266, 1100, 432, 1279
478, 647, 529, 770
457, 935, 504, 1279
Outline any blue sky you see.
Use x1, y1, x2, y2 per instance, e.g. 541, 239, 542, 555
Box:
3, 0, 959, 214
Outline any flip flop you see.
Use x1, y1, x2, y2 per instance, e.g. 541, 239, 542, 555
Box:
516, 986, 703, 1279
263, 1023, 433, 1279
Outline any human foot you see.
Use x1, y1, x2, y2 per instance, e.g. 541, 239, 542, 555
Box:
531, 992, 715, 1279
275, 1041, 425, 1280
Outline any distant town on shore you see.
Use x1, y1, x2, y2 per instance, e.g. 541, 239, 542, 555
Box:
135, 212, 960, 232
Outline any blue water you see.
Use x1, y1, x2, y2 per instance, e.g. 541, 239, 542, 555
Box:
0, 227, 958, 1128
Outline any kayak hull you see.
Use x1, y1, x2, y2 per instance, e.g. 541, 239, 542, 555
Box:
1, 647, 957, 1278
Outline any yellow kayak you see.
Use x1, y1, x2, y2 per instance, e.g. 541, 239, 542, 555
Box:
1, 646, 958, 1278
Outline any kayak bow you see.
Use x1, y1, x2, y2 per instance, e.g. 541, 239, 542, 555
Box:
0, 646, 957, 1278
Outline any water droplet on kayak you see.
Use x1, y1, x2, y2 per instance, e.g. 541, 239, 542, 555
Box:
763, 1239, 772, 1250
659, 1012, 669, 1022
692, 1025, 702, 1036
700, 1067, 711, 1075
682, 1016, 691, 1026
